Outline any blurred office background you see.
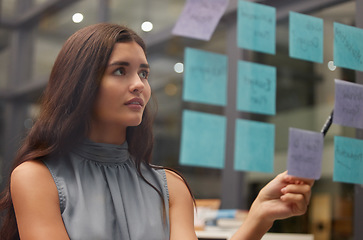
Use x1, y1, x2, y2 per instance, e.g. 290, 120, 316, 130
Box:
0, 0, 362, 239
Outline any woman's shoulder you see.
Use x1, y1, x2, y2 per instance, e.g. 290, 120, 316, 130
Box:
11, 160, 58, 203
11, 160, 69, 239
11, 160, 51, 183
164, 169, 197, 239
164, 169, 193, 206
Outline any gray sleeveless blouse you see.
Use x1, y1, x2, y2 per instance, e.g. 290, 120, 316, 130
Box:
43, 140, 170, 240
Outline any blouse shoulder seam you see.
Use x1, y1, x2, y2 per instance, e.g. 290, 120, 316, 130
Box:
42, 160, 66, 213
151, 166, 170, 202
160, 168, 170, 202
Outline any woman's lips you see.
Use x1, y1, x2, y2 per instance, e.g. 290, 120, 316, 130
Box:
125, 97, 144, 110
125, 97, 144, 106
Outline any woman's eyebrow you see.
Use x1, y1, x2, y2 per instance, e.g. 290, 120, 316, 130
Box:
108, 61, 149, 69
109, 61, 129, 67
140, 63, 150, 69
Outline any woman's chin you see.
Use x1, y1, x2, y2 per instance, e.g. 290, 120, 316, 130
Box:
126, 119, 143, 127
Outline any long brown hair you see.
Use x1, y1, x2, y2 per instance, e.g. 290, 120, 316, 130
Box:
0, 23, 191, 240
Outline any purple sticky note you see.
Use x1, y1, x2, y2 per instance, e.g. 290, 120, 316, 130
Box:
172, 0, 229, 41
287, 128, 324, 179
333, 79, 363, 129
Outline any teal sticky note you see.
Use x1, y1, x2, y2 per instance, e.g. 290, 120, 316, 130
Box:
237, 60, 276, 115
183, 48, 227, 106
289, 12, 323, 63
234, 119, 275, 173
334, 136, 363, 185
180, 110, 226, 169
237, 0, 276, 54
334, 22, 363, 72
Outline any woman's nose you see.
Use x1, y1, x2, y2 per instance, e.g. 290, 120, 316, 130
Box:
129, 73, 144, 93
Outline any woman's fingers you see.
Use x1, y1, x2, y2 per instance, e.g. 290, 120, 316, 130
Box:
280, 182, 312, 217
283, 174, 315, 187
280, 193, 308, 215
281, 183, 312, 204
281, 183, 311, 195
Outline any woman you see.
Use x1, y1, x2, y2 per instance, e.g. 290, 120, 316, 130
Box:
0, 23, 313, 240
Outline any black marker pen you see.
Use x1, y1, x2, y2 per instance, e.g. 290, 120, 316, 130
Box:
321, 110, 334, 137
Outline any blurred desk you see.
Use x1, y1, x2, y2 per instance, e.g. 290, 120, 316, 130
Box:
196, 230, 314, 240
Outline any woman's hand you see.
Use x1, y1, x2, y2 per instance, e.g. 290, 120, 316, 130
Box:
254, 171, 314, 222
231, 171, 314, 240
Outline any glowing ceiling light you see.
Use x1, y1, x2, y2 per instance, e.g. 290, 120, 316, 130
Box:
141, 21, 153, 32
328, 61, 336, 71
72, 13, 84, 23
174, 62, 184, 73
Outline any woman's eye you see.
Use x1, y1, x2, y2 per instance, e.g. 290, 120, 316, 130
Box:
139, 70, 149, 79
114, 68, 126, 76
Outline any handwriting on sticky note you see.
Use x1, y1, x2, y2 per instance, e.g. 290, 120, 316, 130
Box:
237, 60, 276, 115
179, 110, 226, 169
334, 22, 363, 71
234, 119, 275, 173
334, 136, 363, 185
237, 0, 276, 54
333, 79, 363, 129
287, 128, 324, 179
172, 0, 229, 41
289, 12, 323, 63
183, 48, 228, 106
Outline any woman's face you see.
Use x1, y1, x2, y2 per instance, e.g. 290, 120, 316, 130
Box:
90, 41, 151, 142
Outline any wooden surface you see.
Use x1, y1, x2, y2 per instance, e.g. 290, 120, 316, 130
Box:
196, 230, 314, 240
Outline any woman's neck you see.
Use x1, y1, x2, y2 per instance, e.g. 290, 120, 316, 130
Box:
88, 122, 126, 145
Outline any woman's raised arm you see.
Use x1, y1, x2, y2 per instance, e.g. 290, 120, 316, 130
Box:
231, 171, 314, 240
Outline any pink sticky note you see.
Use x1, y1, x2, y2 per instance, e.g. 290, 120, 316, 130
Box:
172, 0, 229, 41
